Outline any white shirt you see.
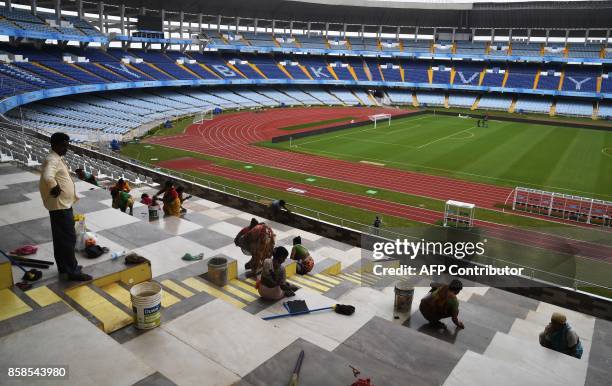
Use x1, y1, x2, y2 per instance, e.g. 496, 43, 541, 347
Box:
39, 150, 78, 211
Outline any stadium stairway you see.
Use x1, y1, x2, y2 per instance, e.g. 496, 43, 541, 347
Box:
0, 158, 610, 385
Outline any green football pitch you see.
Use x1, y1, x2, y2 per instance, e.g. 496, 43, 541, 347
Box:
266, 114, 612, 200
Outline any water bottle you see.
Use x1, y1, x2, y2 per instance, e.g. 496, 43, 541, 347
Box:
111, 250, 126, 261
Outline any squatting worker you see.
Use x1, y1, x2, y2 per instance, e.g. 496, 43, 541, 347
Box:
39, 133, 92, 281
419, 279, 464, 329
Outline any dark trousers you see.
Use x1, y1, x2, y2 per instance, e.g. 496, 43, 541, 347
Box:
49, 208, 79, 274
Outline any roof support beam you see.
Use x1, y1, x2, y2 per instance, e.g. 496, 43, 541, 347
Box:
98, 2, 104, 33
55, 0, 61, 23
31, 0, 37, 16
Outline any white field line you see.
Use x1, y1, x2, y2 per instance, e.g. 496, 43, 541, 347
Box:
416, 126, 476, 149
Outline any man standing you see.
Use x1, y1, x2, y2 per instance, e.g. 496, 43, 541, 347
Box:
39, 133, 91, 281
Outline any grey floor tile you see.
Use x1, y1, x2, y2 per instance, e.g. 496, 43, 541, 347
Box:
586, 318, 612, 385
6, 180, 40, 194
403, 305, 495, 354
11, 217, 53, 244
98, 222, 173, 249
0, 225, 35, 251
132, 371, 177, 386
79, 188, 113, 200
455, 300, 516, 334
242, 338, 418, 386
0, 190, 30, 205
181, 228, 234, 251
468, 293, 531, 319
316, 237, 354, 251
0, 164, 24, 175
73, 198, 110, 214
339, 316, 463, 386
180, 212, 219, 228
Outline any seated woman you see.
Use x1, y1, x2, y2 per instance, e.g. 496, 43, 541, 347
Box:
419, 279, 464, 329
539, 312, 583, 359
290, 236, 314, 275
257, 247, 298, 300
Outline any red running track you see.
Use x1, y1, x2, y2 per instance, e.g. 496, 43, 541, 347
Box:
145, 107, 512, 209
159, 157, 612, 263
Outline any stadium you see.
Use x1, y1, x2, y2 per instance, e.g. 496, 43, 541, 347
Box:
0, 0, 610, 385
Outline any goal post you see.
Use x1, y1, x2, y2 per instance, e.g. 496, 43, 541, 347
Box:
193, 108, 214, 124
369, 113, 392, 128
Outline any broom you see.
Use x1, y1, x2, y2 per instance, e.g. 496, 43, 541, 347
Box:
262, 301, 355, 321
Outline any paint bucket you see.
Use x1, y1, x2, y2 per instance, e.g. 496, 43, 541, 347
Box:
148, 204, 160, 221
394, 282, 414, 314
130, 281, 162, 330
207, 257, 228, 287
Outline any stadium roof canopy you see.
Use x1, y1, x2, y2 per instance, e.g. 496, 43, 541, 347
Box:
93, 0, 612, 28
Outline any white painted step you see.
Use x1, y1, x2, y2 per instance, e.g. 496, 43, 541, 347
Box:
484, 332, 588, 386
443, 350, 559, 386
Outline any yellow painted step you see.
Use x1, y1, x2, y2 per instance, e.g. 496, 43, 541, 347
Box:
288, 275, 332, 292
182, 277, 246, 309
26, 286, 62, 307
65, 286, 132, 333
286, 278, 323, 294
162, 291, 181, 308
302, 274, 338, 287
337, 274, 362, 285
161, 279, 194, 298
222, 283, 257, 302
101, 282, 131, 308
0, 288, 32, 321
229, 279, 260, 296
314, 273, 341, 285
349, 272, 378, 284
244, 278, 257, 285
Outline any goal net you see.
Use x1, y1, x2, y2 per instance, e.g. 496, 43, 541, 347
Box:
369, 113, 392, 128
193, 108, 214, 124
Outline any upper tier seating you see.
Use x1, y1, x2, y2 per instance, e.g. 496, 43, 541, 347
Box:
510, 43, 542, 57
489, 44, 509, 57
402, 40, 432, 54
567, 44, 602, 58
296, 35, 328, 49
454, 41, 487, 55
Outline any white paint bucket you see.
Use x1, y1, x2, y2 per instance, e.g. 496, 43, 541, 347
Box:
130, 281, 162, 330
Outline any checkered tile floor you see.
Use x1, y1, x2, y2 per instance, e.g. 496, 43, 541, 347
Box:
0, 163, 610, 386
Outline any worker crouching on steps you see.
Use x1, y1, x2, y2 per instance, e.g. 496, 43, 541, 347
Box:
257, 247, 299, 300
419, 279, 465, 329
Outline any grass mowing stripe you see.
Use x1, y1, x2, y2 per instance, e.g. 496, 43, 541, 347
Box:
280, 117, 356, 131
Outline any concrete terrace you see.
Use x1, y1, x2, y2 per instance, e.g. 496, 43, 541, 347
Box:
0, 162, 611, 386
